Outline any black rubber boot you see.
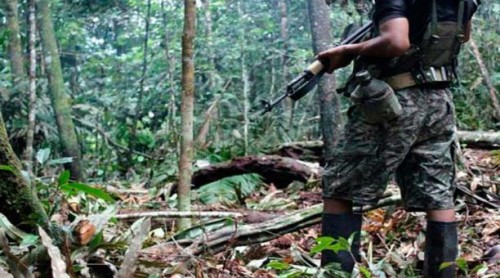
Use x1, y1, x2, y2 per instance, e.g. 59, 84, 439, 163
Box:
424, 221, 458, 278
320, 212, 362, 273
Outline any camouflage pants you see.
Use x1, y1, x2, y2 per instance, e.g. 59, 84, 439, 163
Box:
322, 87, 456, 211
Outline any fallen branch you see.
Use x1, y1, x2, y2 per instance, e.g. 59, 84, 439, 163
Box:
115, 210, 245, 219
141, 195, 401, 258
456, 184, 500, 210
195, 96, 221, 148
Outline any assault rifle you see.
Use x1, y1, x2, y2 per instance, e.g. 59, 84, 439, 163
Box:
259, 22, 373, 115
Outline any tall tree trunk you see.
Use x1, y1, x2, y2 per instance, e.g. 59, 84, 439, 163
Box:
130, 0, 152, 164
238, 1, 249, 155
307, 0, 341, 160
25, 0, 37, 175
178, 0, 197, 230
0, 111, 48, 230
36, 0, 84, 181
3, 0, 26, 100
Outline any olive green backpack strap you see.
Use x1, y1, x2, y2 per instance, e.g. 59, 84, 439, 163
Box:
422, 0, 439, 41
456, 0, 466, 42
431, 0, 438, 35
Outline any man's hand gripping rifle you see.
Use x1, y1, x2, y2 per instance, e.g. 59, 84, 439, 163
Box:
259, 22, 373, 115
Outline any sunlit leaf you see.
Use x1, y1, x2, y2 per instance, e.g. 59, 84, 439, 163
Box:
310, 236, 335, 255
456, 258, 468, 273
47, 157, 73, 166
0, 165, 15, 173
61, 183, 114, 203
36, 148, 51, 165
19, 234, 39, 248
439, 262, 454, 271
471, 263, 488, 275
267, 260, 290, 270
58, 170, 71, 186
359, 265, 372, 278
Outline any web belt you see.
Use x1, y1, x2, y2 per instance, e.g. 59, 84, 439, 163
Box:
385, 66, 453, 90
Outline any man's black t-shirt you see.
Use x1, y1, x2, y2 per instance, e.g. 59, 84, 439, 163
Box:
373, 0, 479, 43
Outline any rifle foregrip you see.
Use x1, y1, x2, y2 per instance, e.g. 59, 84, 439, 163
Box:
307, 60, 326, 75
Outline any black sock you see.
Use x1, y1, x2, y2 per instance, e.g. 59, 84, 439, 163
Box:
321, 212, 362, 273
424, 221, 458, 278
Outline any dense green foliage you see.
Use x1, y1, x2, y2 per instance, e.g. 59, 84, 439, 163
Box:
0, 0, 498, 182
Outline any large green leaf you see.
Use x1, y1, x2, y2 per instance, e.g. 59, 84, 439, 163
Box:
61, 183, 115, 203
197, 173, 262, 204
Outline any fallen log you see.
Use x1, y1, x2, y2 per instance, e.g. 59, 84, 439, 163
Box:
456, 130, 500, 149
141, 195, 402, 259
271, 130, 500, 163
179, 154, 497, 209
189, 155, 321, 189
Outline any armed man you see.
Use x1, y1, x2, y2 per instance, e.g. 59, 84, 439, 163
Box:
315, 0, 480, 277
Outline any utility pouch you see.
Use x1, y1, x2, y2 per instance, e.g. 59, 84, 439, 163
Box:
420, 22, 462, 68
350, 71, 403, 124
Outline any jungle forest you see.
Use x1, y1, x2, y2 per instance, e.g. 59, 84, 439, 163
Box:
0, 0, 498, 277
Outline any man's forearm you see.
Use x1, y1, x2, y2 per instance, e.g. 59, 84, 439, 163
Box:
343, 17, 410, 58
316, 17, 410, 72
342, 34, 407, 57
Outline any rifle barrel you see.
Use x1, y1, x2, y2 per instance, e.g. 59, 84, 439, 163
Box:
340, 22, 373, 45
259, 21, 373, 115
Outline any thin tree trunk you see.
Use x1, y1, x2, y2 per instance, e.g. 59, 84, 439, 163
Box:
0, 112, 48, 230
278, 0, 292, 120
279, 0, 288, 81
25, 0, 37, 175
112, 17, 125, 56
202, 0, 222, 147
238, 1, 249, 155
130, 0, 152, 163
469, 38, 500, 119
202, 0, 215, 91
269, 58, 276, 98
37, 0, 84, 181
162, 0, 177, 137
3, 0, 26, 100
178, 0, 197, 230
307, 0, 342, 160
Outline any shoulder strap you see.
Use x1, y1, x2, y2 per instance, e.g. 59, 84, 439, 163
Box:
456, 0, 466, 42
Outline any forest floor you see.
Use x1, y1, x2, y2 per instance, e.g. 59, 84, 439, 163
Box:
110, 149, 499, 278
